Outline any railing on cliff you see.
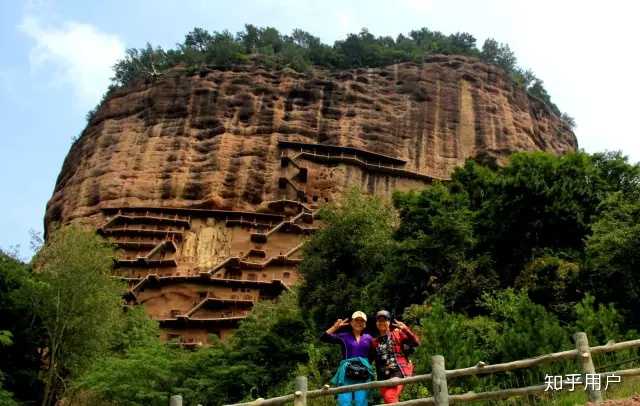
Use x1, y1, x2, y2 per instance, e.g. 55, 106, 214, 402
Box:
215, 332, 640, 406
278, 140, 447, 183
278, 140, 408, 166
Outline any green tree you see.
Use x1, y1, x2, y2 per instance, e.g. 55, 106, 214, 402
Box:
368, 184, 486, 314
71, 305, 186, 406
528, 78, 561, 115
204, 31, 247, 67
474, 152, 603, 286
298, 189, 395, 328
585, 192, 640, 326
405, 299, 497, 372
73, 341, 186, 406
511, 67, 538, 89
109, 306, 161, 355
184, 27, 213, 52
74, 290, 310, 406
0, 330, 17, 406
515, 254, 581, 317
560, 112, 576, 129
25, 225, 124, 406
112, 43, 169, 87
573, 294, 628, 345
448, 32, 478, 55
335, 29, 381, 68
395, 151, 640, 321
102, 25, 568, 121
239, 24, 260, 53
278, 42, 312, 72
0, 382, 17, 406
591, 151, 640, 198
229, 290, 310, 398
403, 290, 575, 397
288, 29, 317, 49
0, 251, 44, 404
480, 289, 570, 362
480, 38, 516, 73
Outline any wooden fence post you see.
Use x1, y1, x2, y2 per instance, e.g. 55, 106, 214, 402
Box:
294, 376, 308, 406
432, 355, 449, 406
169, 394, 183, 406
575, 332, 603, 404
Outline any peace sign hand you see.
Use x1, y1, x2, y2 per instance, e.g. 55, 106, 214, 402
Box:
392, 319, 408, 330
326, 318, 350, 334
333, 318, 350, 328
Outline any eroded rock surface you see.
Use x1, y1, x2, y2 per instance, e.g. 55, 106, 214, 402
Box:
44, 55, 577, 343
46, 55, 576, 229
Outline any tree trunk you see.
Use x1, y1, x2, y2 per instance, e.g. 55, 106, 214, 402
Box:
41, 345, 58, 406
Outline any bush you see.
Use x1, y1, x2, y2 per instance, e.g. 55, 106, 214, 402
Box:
481, 289, 570, 361
573, 294, 627, 345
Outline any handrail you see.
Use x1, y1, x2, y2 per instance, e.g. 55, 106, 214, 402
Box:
224, 335, 640, 406
292, 151, 444, 182
278, 140, 407, 166
101, 206, 286, 222
384, 368, 640, 406
446, 349, 578, 379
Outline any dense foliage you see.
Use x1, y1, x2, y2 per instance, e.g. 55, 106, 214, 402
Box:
361, 151, 640, 320
0, 227, 127, 406
27, 226, 124, 406
296, 150, 640, 400
73, 290, 309, 406
91, 25, 571, 125
2, 151, 639, 404
299, 189, 397, 327
0, 251, 44, 405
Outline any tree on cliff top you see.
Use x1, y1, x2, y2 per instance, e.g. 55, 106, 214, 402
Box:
102, 25, 569, 126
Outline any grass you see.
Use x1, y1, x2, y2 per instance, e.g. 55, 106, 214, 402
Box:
538, 375, 640, 405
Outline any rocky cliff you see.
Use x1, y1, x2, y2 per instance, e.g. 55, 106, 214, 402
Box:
43, 54, 577, 343
46, 54, 576, 230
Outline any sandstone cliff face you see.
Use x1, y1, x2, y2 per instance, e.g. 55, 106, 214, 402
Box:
46, 54, 576, 230
43, 55, 576, 343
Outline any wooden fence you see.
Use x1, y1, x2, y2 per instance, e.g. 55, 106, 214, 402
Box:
223, 332, 640, 406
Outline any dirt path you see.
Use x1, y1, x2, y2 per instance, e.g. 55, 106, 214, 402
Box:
587, 395, 640, 405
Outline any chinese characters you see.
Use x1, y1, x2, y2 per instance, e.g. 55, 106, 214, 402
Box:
544, 374, 621, 391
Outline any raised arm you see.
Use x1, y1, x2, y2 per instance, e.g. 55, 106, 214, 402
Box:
393, 320, 420, 346
320, 318, 350, 344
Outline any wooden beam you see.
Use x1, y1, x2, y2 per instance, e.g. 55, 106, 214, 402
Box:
432, 355, 448, 406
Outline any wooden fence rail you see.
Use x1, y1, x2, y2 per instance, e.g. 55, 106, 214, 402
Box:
223, 333, 640, 406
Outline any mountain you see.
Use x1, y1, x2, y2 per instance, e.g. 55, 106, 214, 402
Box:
44, 54, 576, 344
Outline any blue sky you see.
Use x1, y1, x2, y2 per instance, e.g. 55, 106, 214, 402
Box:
1, 0, 639, 259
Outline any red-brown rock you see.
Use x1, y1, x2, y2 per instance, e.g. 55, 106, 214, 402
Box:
44, 55, 577, 343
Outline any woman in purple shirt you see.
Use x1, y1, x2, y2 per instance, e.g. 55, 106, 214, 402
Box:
321, 311, 374, 406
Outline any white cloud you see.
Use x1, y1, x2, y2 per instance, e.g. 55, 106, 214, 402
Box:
19, 16, 125, 108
